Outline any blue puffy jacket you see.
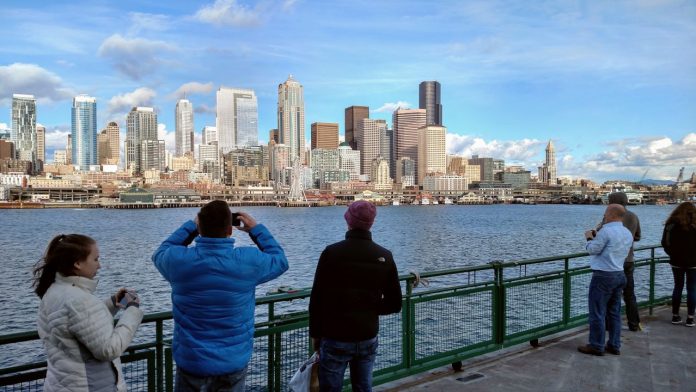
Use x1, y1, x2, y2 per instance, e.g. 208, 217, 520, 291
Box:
152, 220, 289, 376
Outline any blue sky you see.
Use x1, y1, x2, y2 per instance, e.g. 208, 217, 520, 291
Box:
0, 0, 694, 181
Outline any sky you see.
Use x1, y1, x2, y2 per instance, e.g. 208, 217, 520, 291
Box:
0, 0, 694, 182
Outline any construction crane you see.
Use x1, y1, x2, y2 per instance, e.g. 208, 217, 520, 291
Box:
676, 167, 684, 183
639, 169, 649, 183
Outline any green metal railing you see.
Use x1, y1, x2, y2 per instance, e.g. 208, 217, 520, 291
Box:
0, 245, 673, 391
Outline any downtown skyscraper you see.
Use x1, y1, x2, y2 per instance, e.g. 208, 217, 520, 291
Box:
175, 99, 194, 157
216, 87, 258, 153
277, 75, 305, 163
419, 81, 442, 126
71, 95, 97, 171
393, 108, 426, 184
538, 140, 557, 185
11, 94, 37, 170
126, 107, 159, 174
344, 106, 369, 150
98, 122, 120, 166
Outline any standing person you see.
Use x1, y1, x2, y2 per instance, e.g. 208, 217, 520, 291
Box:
309, 201, 402, 391
598, 192, 642, 331
661, 201, 696, 327
34, 234, 143, 392
152, 200, 288, 391
578, 204, 633, 356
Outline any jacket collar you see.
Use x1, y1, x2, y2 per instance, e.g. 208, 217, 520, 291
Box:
56, 272, 98, 293
195, 236, 236, 247
346, 229, 372, 240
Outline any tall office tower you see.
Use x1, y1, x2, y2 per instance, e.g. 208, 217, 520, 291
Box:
356, 118, 387, 178
71, 95, 97, 171
105, 122, 120, 165
545, 140, 557, 185
66, 135, 72, 165
395, 157, 415, 186
216, 87, 258, 153
468, 155, 494, 183
36, 125, 45, 167
338, 142, 361, 180
11, 94, 37, 168
269, 129, 279, 144
175, 99, 194, 157
311, 122, 339, 150
393, 108, 426, 184
126, 107, 158, 174
384, 128, 394, 177
202, 126, 218, 145
309, 148, 340, 187
277, 75, 305, 163
344, 106, 369, 150
417, 125, 447, 184
97, 131, 109, 165
371, 157, 391, 190
419, 81, 442, 126
141, 140, 166, 172
270, 143, 291, 184
199, 144, 221, 180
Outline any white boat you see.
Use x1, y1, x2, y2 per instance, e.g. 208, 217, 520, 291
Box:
421, 197, 430, 205
432, 199, 439, 205
443, 197, 453, 205
392, 199, 400, 206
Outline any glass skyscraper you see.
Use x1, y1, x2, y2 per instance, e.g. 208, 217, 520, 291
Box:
216, 87, 258, 153
11, 94, 37, 169
175, 99, 194, 157
419, 81, 442, 126
277, 75, 305, 163
71, 95, 97, 171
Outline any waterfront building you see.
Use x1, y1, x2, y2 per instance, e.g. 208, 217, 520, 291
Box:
504, 171, 532, 190
36, 125, 45, 170
269, 129, 279, 144
277, 75, 305, 163
395, 156, 415, 187
71, 95, 98, 171
344, 106, 369, 150
126, 107, 159, 175
393, 108, 426, 184
310, 148, 340, 188
469, 155, 494, 183
311, 122, 339, 150
225, 146, 268, 186
419, 81, 442, 126
538, 140, 558, 185
418, 125, 446, 185
447, 156, 481, 182
270, 143, 291, 184
338, 142, 361, 180
11, 94, 37, 170
423, 174, 468, 195
216, 87, 258, 152
357, 118, 387, 178
371, 157, 392, 191
175, 99, 194, 157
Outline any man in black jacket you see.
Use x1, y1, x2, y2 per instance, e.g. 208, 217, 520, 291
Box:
309, 201, 402, 391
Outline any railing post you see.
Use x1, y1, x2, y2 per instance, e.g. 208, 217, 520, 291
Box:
156, 320, 163, 392
267, 302, 275, 392
491, 261, 505, 346
563, 258, 571, 325
402, 278, 415, 370
649, 247, 656, 315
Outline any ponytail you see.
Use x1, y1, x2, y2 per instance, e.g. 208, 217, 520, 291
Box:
33, 234, 96, 298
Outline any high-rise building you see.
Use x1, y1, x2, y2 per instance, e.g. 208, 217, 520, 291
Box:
97, 122, 120, 166
344, 106, 369, 150
383, 128, 394, 177
393, 108, 426, 184
310, 148, 340, 187
371, 157, 391, 190
36, 125, 45, 168
141, 140, 165, 172
357, 118, 387, 178
277, 75, 305, 163
539, 140, 557, 185
126, 107, 159, 174
216, 87, 258, 152
202, 126, 218, 145
269, 129, 279, 144
311, 122, 339, 150
11, 94, 37, 169
175, 99, 194, 157
270, 143, 291, 184
338, 142, 360, 180
418, 125, 447, 184
71, 95, 98, 171
66, 135, 72, 165
395, 157, 415, 187
419, 81, 442, 126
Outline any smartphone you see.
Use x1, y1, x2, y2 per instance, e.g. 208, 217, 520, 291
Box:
232, 212, 241, 227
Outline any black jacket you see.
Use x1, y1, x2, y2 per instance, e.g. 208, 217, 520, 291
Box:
309, 229, 402, 342
662, 223, 696, 269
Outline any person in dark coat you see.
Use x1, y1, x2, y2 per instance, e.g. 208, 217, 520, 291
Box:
309, 201, 402, 392
661, 201, 696, 327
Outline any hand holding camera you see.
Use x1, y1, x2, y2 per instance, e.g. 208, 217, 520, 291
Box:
584, 229, 597, 241
114, 288, 140, 309
232, 211, 257, 233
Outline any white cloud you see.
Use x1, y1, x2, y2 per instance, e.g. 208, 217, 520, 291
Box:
158, 123, 176, 153
170, 82, 214, 100
97, 34, 174, 80
446, 133, 544, 164
107, 87, 157, 120
129, 12, 170, 35
194, 104, 216, 114
44, 125, 71, 152
195, 0, 262, 27
0, 123, 9, 131
373, 101, 411, 113
0, 63, 74, 104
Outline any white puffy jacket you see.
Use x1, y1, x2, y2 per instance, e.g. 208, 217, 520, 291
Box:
37, 273, 143, 392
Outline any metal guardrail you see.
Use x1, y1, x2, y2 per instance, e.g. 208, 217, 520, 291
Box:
0, 245, 673, 391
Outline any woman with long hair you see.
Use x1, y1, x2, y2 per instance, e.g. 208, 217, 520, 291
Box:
661, 202, 696, 327
34, 234, 143, 391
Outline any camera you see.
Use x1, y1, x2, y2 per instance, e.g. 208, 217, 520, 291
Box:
232, 212, 241, 227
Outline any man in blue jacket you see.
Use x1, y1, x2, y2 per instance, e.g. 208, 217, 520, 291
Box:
152, 200, 288, 391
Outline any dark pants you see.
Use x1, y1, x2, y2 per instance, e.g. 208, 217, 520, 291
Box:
671, 267, 696, 316
318, 337, 378, 392
175, 366, 246, 392
623, 262, 641, 329
588, 270, 626, 352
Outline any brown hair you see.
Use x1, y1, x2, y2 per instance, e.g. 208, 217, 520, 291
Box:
665, 202, 696, 230
32, 234, 96, 298
197, 200, 232, 238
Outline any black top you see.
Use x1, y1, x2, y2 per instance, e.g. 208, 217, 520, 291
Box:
662, 223, 696, 269
309, 229, 402, 342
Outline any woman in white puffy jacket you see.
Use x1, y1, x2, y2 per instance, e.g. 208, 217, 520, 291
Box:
33, 234, 143, 392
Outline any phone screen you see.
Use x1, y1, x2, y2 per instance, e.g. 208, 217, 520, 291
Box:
232, 213, 241, 227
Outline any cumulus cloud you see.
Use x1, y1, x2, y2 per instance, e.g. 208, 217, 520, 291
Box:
107, 87, 157, 120
194, 0, 263, 27
44, 125, 71, 152
0, 63, 74, 104
373, 101, 411, 113
194, 103, 216, 114
158, 123, 176, 153
170, 82, 214, 99
446, 133, 544, 164
97, 34, 174, 80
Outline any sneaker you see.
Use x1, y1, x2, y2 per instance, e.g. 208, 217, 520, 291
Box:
672, 315, 682, 324
628, 323, 643, 332
686, 318, 695, 327
577, 345, 604, 356
605, 346, 621, 355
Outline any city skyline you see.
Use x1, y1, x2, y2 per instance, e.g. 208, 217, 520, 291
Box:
0, 1, 694, 181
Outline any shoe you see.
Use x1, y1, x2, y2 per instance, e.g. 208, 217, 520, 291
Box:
628, 323, 643, 332
672, 315, 682, 324
577, 345, 604, 356
686, 318, 695, 327
605, 346, 621, 355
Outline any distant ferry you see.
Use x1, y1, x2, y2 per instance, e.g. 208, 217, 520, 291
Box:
443, 197, 454, 205
601, 184, 643, 205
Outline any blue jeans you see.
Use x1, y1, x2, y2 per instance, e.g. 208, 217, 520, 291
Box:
175, 366, 246, 392
318, 337, 378, 392
672, 267, 696, 316
588, 270, 626, 352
